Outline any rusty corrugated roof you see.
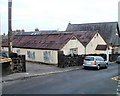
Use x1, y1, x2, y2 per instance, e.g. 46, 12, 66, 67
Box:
2, 31, 97, 49
2, 33, 73, 50
74, 31, 97, 46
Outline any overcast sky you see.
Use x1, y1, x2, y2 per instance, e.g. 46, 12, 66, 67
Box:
0, 0, 119, 34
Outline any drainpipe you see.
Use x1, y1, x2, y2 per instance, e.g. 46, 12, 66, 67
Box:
85, 46, 86, 55
106, 46, 109, 63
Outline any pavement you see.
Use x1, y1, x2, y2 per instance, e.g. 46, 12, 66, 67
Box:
1, 61, 115, 83
1, 62, 82, 83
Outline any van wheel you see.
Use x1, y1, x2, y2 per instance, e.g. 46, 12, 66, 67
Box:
97, 65, 100, 70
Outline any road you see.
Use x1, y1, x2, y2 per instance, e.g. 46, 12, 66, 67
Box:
2, 63, 118, 94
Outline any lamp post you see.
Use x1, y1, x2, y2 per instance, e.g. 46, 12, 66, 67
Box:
8, 0, 12, 56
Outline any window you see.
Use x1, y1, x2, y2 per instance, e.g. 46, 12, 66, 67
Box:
85, 57, 94, 61
27, 51, 35, 60
96, 33, 98, 36
70, 48, 78, 55
96, 57, 104, 61
43, 51, 51, 63
16, 49, 20, 55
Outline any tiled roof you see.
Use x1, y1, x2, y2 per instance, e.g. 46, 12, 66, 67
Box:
66, 22, 120, 46
2, 31, 97, 49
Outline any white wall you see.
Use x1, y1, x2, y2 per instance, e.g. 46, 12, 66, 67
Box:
113, 47, 120, 54
86, 33, 107, 54
2, 47, 58, 64
61, 37, 85, 55
61, 33, 107, 56
117, 47, 120, 53
22, 48, 58, 64
2, 47, 8, 52
12, 48, 21, 55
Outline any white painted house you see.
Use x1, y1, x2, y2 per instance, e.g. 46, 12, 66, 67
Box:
66, 22, 120, 54
2, 31, 107, 64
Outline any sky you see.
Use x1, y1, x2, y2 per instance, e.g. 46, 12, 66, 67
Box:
0, 0, 119, 34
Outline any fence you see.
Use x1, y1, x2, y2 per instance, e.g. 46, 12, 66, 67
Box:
109, 54, 120, 62
82, 54, 120, 62
58, 52, 120, 68
58, 51, 83, 68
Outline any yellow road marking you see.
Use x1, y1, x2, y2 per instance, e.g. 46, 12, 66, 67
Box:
112, 76, 120, 81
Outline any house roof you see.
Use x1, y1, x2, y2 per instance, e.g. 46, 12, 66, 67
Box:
2, 30, 58, 40
66, 22, 120, 46
16, 30, 58, 35
2, 33, 73, 50
2, 31, 98, 50
73, 31, 97, 46
2, 35, 8, 40
2, 31, 20, 40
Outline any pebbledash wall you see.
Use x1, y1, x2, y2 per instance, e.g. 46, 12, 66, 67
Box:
86, 33, 107, 54
3, 47, 58, 64
61, 36, 85, 55
2, 38, 85, 64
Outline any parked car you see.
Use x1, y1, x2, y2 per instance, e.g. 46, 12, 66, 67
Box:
83, 56, 108, 70
0, 51, 12, 68
0, 51, 8, 58
115, 56, 120, 64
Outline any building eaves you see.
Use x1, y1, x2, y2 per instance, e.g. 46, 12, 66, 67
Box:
73, 31, 97, 47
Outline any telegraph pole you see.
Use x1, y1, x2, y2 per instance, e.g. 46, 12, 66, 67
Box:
8, 0, 12, 56
117, 2, 120, 96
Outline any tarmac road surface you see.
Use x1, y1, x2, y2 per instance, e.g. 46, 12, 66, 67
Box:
2, 63, 118, 94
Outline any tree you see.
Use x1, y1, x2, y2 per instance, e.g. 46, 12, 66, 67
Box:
35, 28, 39, 31
21, 29, 25, 32
3, 33, 6, 36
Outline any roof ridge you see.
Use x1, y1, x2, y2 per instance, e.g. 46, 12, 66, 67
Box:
69, 21, 118, 25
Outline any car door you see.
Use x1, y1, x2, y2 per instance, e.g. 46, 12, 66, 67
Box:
99, 57, 106, 67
